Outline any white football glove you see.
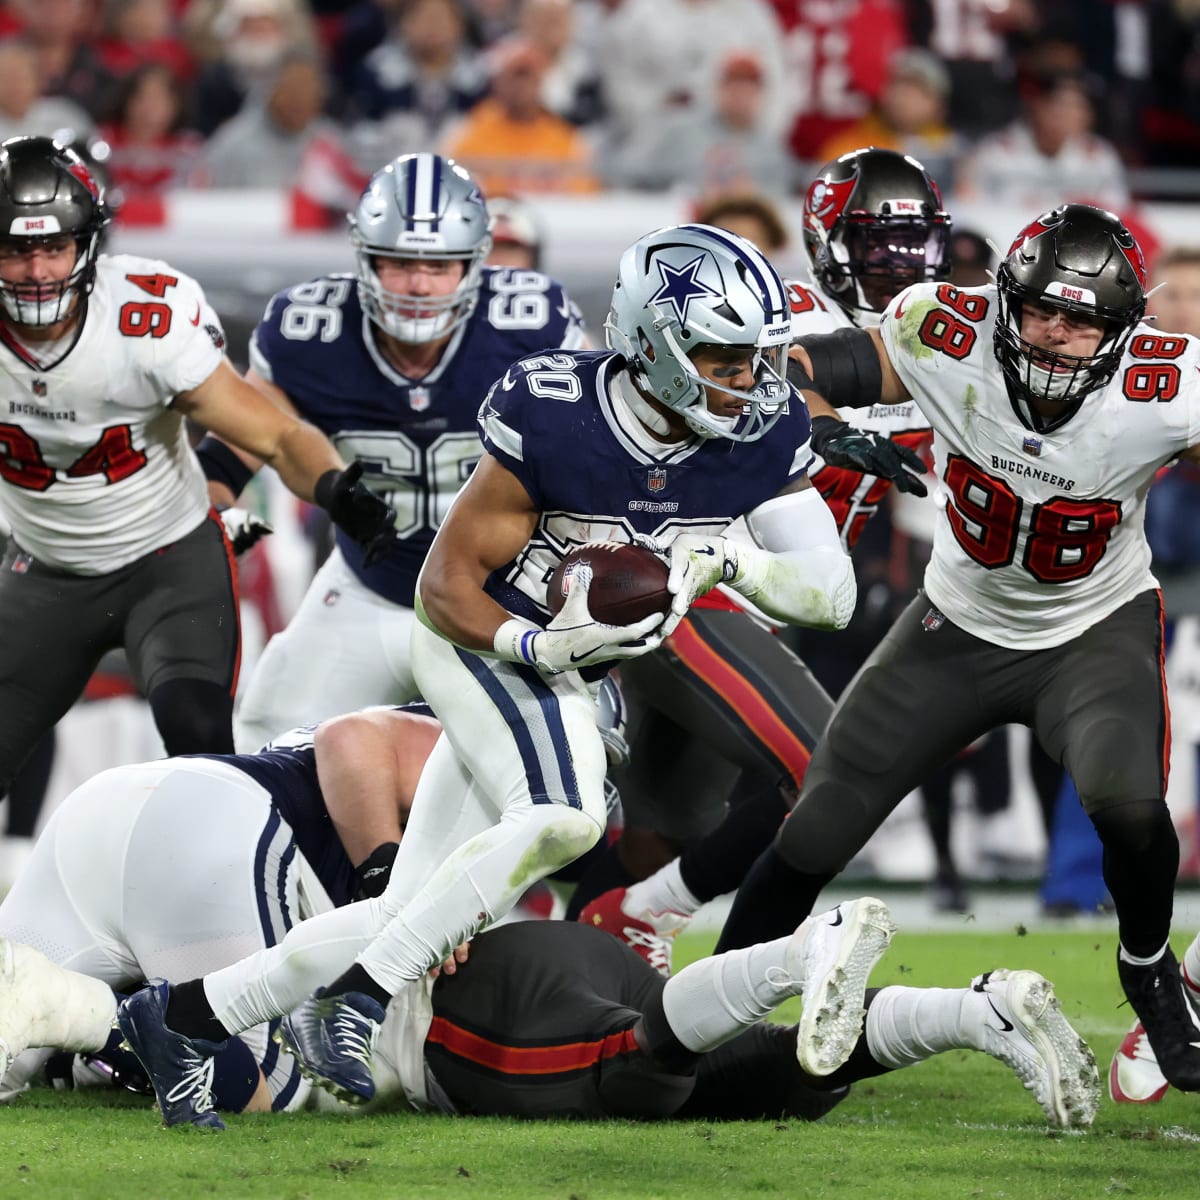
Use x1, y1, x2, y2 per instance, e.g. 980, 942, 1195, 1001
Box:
219, 507, 273, 557
507, 562, 665, 674
663, 535, 740, 635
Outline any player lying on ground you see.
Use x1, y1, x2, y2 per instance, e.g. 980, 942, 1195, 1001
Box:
0, 703, 1099, 1130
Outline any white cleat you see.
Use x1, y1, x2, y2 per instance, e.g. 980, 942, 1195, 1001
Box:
970, 968, 1100, 1127
0, 938, 16, 1083
1109, 1018, 1169, 1104
789, 897, 897, 1077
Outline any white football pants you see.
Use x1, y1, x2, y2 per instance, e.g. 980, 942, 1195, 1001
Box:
0, 758, 322, 1109
204, 619, 608, 1035
235, 548, 419, 751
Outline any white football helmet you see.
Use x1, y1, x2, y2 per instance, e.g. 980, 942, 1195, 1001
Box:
605, 224, 792, 442
348, 153, 493, 344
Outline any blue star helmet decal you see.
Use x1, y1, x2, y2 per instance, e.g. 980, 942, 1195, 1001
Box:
647, 253, 722, 325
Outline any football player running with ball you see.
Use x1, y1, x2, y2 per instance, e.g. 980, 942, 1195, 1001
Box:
576, 148, 943, 967
0, 136, 392, 800
222, 153, 588, 750
716, 203, 1200, 1094
115, 223, 876, 1124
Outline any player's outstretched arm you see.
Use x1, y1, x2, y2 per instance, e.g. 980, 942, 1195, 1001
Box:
789, 327, 910, 409
178, 361, 396, 562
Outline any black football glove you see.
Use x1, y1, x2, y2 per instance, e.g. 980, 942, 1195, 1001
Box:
315, 462, 397, 567
809, 415, 929, 498
217, 506, 273, 557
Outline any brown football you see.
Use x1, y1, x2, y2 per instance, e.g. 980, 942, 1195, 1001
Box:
547, 542, 671, 625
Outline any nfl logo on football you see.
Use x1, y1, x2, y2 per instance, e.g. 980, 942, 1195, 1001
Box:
1022, 435, 1042, 457
647, 468, 667, 493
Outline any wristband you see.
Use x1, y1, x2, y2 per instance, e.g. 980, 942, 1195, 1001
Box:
493, 618, 541, 664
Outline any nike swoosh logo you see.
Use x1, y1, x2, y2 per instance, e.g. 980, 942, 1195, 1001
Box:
829, 909, 844, 927
189, 303, 201, 326
501, 369, 517, 391
893, 298, 906, 320
569, 646, 605, 663
986, 997, 1014, 1033
693, 546, 716, 556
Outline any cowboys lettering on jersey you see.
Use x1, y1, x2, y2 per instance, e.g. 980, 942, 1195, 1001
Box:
100, 226, 860, 1124
232, 154, 585, 750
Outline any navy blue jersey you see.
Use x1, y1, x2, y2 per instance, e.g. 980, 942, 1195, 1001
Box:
250, 268, 586, 605
190, 703, 435, 908
478, 350, 813, 625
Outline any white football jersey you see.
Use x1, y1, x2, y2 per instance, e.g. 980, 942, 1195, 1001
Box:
786, 278, 932, 548
879, 281, 1200, 648
0, 254, 224, 574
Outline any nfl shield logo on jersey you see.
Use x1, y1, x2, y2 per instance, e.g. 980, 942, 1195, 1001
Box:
409, 387, 431, 413
1022, 436, 1042, 457
31, 379, 46, 397
647, 468, 667, 493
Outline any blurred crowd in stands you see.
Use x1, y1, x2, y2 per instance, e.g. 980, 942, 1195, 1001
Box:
0, 0, 1198, 222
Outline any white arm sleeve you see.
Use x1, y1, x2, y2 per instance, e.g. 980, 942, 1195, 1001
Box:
726, 488, 857, 630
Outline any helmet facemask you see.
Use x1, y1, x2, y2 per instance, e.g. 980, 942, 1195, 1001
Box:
822, 214, 951, 327
994, 276, 1137, 433
645, 313, 790, 441
993, 205, 1147, 434
352, 236, 490, 345
0, 229, 103, 329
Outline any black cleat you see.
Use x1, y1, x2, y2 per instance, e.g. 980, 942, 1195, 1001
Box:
1117, 948, 1200, 1092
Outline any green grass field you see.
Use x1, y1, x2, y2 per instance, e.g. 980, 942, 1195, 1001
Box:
2, 926, 1198, 1200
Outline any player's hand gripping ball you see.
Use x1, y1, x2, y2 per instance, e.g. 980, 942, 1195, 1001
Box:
547, 542, 671, 625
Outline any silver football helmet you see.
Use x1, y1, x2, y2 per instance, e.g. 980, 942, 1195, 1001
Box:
604, 224, 792, 442
348, 153, 492, 344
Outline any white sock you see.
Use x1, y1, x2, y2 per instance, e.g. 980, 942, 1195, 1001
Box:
624, 859, 701, 922
864, 985, 971, 1070
661, 937, 798, 1053
204, 898, 387, 1035
11, 951, 117, 1055
1182, 935, 1200, 998
1118, 941, 1168, 967
357, 804, 600, 995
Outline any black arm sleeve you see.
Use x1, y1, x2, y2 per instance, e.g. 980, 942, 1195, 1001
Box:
790, 328, 884, 409
195, 435, 255, 497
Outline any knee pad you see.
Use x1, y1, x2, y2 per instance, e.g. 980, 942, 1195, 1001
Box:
149, 678, 234, 756
525, 804, 603, 876
1070, 717, 1163, 810
776, 774, 881, 875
